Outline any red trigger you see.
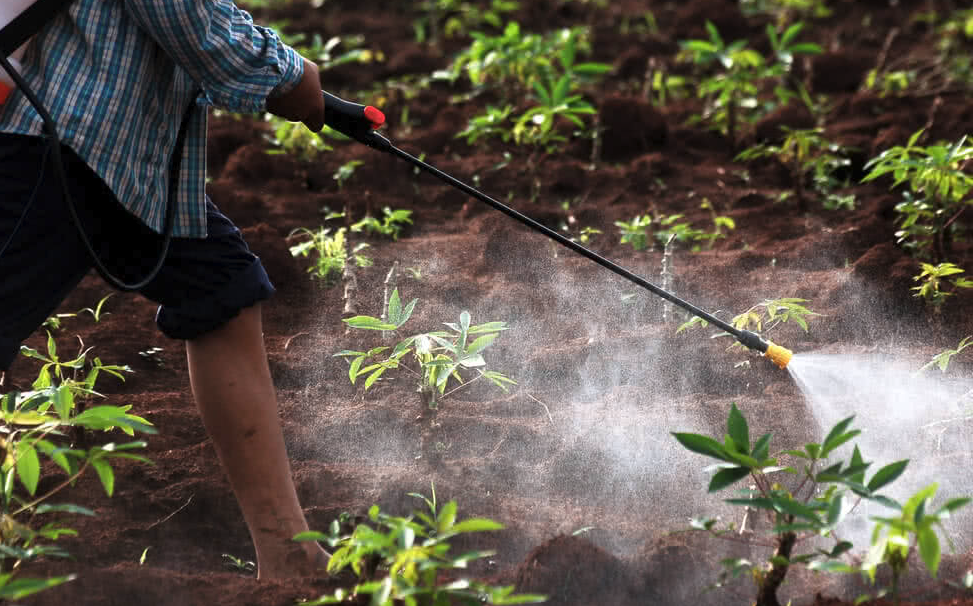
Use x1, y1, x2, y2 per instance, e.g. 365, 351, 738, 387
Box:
364, 106, 385, 129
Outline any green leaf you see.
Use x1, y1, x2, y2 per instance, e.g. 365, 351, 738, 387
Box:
35, 503, 95, 516
90, 458, 114, 496
727, 403, 749, 454
449, 518, 505, 534
752, 433, 772, 461
343, 316, 398, 331
387, 289, 402, 326
918, 527, 941, 577
867, 460, 909, 492
672, 433, 730, 462
0, 575, 76, 600
708, 466, 751, 492
16, 443, 40, 496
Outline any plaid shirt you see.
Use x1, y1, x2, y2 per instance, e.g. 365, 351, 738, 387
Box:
0, 0, 304, 238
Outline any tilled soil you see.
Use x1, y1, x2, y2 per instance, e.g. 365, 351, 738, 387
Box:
9, 0, 973, 604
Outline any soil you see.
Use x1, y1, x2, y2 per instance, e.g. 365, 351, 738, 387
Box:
7, 0, 973, 605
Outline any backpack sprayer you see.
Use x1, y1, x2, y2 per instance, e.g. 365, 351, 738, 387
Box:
320, 91, 794, 370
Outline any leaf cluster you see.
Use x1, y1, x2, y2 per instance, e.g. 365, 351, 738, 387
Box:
297, 487, 545, 605
288, 226, 372, 285
863, 130, 973, 261
0, 340, 153, 600
351, 207, 414, 241
336, 290, 515, 407
413, 0, 520, 44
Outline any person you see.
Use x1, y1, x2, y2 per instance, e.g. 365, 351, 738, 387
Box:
0, 0, 332, 579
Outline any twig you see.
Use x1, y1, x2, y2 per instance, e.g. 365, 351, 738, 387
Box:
342, 261, 358, 336
525, 393, 555, 426
873, 27, 899, 76
146, 494, 194, 531
283, 332, 309, 350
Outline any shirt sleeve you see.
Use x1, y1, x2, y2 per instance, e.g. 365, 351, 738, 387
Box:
123, 0, 304, 113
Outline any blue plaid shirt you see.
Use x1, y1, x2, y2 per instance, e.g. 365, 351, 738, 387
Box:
0, 0, 304, 238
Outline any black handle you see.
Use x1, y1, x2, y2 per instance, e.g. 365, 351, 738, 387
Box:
322, 90, 388, 150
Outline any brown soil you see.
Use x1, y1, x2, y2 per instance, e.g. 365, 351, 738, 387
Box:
8, 0, 973, 605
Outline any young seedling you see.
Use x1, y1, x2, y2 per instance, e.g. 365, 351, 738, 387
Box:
911, 262, 973, 309
672, 404, 954, 606
919, 335, 972, 373
677, 298, 818, 366
288, 226, 372, 285
333, 160, 364, 190
350, 207, 414, 240
736, 127, 855, 211
335, 289, 514, 408
294, 485, 545, 605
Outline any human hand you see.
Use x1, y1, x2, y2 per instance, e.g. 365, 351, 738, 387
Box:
266, 57, 325, 131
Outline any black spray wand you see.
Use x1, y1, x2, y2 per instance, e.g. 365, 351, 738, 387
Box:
321, 90, 793, 369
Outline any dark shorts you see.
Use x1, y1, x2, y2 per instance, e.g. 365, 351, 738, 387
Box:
0, 133, 274, 371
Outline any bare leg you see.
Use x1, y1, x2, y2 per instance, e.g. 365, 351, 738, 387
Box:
185, 303, 327, 579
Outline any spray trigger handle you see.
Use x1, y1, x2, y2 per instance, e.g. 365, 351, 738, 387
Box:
322, 90, 386, 148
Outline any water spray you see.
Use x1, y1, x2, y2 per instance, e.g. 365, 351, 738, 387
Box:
322, 91, 794, 369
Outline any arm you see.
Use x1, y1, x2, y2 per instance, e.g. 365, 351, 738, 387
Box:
124, 0, 322, 128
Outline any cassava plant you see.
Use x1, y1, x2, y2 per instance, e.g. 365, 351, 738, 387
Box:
288, 226, 372, 285
295, 486, 545, 605
0, 341, 154, 600
677, 298, 818, 366
911, 262, 973, 308
673, 404, 918, 606
862, 130, 973, 262
335, 289, 515, 408
350, 207, 414, 240
736, 127, 855, 211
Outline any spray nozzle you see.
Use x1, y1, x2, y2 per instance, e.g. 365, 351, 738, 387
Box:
736, 330, 792, 369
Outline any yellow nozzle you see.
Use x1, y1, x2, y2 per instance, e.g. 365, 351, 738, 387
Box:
764, 343, 793, 369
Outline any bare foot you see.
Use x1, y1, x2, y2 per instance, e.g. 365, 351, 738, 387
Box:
257, 543, 331, 580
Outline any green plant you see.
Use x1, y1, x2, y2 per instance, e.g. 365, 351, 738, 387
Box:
296, 486, 545, 605
680, 22, 820, 147
335, 289, 514, 408
413, 0, 519, 44
862, 130, 973, 261
910, 262, 973, 308
677, 298, 818, 364
512, 74, 597, 149
919, 335, 973, 373
333, 160, 364, 190
456, 105, 515, 145
736, 127, 855, 210
41, 294, 113, 332
862, 484, 971, 605
222, 553, 256, 574
673, 404, 916, 606
351, 207, 414, 240
615, 215, 653, 251
0, 344, 154, 600
288, 226, 372, 285
739, 0, 832, 25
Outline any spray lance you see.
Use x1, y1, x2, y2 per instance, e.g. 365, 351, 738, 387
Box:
321, 91, 793, 369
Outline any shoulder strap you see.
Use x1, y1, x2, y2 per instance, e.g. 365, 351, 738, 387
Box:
0, 0, 78, 58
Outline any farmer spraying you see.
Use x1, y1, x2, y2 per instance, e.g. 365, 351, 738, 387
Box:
0, 0, 343, 579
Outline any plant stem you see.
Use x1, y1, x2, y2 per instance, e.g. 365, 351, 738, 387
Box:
755, 527, 797, 606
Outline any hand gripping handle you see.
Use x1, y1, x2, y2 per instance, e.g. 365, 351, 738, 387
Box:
322, 90, 388, 150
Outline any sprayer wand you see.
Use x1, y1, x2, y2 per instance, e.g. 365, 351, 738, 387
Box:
321, 91, 793, 369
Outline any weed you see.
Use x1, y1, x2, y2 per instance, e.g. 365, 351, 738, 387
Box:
335, 289, 514, 408
616, 205, 735, 253
295, 486, 545, 605
0, 343, 154, 600
911, 262, 973, 308
673, 403, 967, 606
41, 294, 113, 332
863, 130, 973, 262
289, 227, 372, 285
350, 207, 414, 240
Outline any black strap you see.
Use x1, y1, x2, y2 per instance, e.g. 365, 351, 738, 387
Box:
0, 0, 77, 58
